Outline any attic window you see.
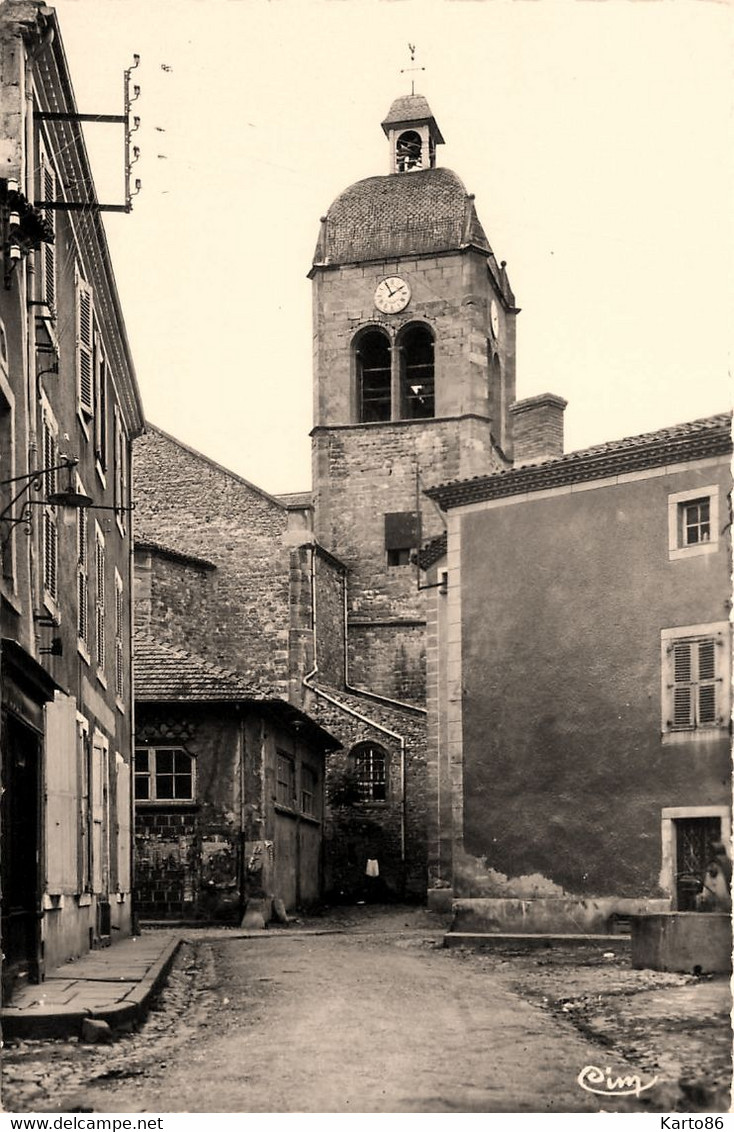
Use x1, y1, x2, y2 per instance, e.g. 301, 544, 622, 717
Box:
396, 130, 422, 173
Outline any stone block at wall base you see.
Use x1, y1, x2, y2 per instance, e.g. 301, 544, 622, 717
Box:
630, 913, 732, 974
452, 896, 670, 935
427, 887, 454, 914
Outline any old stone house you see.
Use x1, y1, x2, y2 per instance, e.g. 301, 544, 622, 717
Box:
423, 411, 732, 931
133, 635, 339, 920
0, 3, 144, 997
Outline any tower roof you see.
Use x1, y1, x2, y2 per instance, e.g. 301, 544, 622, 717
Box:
381, 93, 445, 144
313, 167, 492, 266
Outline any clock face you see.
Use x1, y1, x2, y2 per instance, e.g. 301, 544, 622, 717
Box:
490, 300, 500, 337
374, 276, 411, 314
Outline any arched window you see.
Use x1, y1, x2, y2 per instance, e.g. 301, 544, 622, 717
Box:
356, 330, 391, 423
351, 743, 388, 803
395, 130, 423, 173
400, 325, 434, 419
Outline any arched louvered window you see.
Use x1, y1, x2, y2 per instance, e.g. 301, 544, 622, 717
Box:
396, 130, 423, 173
400, 325, 435, 419
356, 330, 391, 423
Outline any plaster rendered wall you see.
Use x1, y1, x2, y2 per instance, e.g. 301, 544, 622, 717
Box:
133, 430, 291, 691
134, 705, 242, 921
458, 464, 731, 900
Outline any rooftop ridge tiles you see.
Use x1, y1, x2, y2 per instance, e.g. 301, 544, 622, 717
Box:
426, 412, 732, 508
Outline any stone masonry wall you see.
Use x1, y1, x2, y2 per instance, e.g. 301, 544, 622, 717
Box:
134, 429, 291, 691
303, 684, 427, 899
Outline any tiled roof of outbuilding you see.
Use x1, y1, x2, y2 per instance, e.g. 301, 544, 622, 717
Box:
418, 531, 448, 569
134, 636, 342, 749
134, 635, 269, 702
314, 167, 493, 267
426, 412, 732, 510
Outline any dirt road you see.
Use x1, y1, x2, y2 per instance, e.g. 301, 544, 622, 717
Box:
4, 918, 669, 1113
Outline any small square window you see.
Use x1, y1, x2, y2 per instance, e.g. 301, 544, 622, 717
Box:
667, 486, 719, 560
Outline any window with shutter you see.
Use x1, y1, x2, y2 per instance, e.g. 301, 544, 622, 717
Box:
95, 524, 105, 674
39, 147, 56, 314
77, 481, 89, 650
114, 570, 124, 701
113, 407, 127, 533
76, 275, 94, 419
93, 332, 108, 471
42, 410, 59, 605
662, 623, 730, 740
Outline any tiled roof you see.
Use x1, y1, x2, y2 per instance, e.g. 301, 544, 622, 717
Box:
314, 167, 492, 266
134, 636, 341, 749
381, 94, 444, 142
418, 531, 448, 569
427, 412, 732, 510
134, 636, 269, 702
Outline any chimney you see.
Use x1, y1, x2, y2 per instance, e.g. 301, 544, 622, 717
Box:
509, 393, 567, 466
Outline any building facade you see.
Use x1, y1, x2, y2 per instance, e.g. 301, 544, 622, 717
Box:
0, 3, 144, 997
425, 413, 732, 931
133, 636, 338, 920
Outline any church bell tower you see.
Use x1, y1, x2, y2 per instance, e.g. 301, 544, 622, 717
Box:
309, 93, 519, 703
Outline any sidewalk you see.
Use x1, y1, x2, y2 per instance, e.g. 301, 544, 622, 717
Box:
1, 931, 181, 1040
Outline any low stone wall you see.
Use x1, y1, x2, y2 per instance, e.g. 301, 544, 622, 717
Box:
451, 896, 670, 935
630, 913, 732, 974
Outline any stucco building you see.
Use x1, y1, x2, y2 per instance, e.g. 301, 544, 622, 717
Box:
424, 412, 732, 931
0, 3, 144, 997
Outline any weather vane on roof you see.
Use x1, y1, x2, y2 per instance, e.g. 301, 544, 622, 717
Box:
401, 43, 425, 96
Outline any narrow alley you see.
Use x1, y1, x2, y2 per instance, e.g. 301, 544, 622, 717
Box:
6, 908, 725, 1114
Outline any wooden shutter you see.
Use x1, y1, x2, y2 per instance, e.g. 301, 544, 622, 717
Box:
40, 152, 56, 311
45, 695, 79, 894
95, 527, 105, 670
672, 642, 693, 728
115, 571, 124, 699
116, 755, 131, 892
77, 501, 88, 645
43, 509, 58, 601
698, 639, 717, 724
94, 335, 107, 467
76, 276, 94, 417
91, 735, 109, 894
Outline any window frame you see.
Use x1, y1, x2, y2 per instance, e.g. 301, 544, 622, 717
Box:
114, 568, 124, 706
355, 328, 392, 424
351, 742, 388, 805
76, 473, 90, 660
398, 323, 435, 420
667, 485, 719, 560
276, 751, 297, 809
134, 746, 196, 804
661, 622, 730, 744
41, 400, 60, 616
94, 521, 106, 681
37, 137, 57, 318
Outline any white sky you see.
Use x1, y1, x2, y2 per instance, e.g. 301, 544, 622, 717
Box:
51, 0, 732, 494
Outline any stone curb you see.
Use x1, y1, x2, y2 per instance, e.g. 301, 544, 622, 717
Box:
1, 936, 183, 1041
444, 931, 631, 950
